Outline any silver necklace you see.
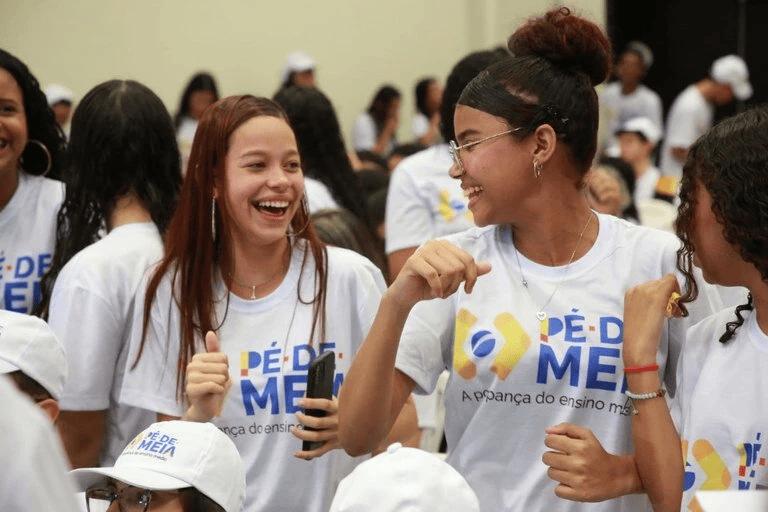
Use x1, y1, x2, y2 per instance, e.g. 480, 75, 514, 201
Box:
511, 212, 594, 322
229, 246, 291, 300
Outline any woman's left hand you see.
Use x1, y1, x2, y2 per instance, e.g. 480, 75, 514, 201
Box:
543, 423, 641, 502
291, 396, 340, 460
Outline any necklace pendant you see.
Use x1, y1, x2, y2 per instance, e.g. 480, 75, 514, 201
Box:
536, 311, 547, 321
250, 286, 257, 300
522, 279, 528, 288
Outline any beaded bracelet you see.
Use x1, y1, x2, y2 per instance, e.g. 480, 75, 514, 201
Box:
625, 388, 666, 415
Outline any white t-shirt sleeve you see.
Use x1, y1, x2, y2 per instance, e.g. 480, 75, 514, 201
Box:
411, 113, 429, 138
119, 272, 187, 417
49, 279, 122, 411
394, 296, 455, 395
385, 166, 433, 254
650, 91, 664, 132
666, 97, 703, 148
351, 113, 377, 152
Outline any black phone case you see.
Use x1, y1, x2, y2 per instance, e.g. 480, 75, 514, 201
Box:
302, 351, 335, 452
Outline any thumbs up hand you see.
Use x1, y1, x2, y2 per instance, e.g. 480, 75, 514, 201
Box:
184, 331, 231, 422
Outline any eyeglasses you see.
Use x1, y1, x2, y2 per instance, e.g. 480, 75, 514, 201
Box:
85, 486, 167, 512
448, 127, 522, 175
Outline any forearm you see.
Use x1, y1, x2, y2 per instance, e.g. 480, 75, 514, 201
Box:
57, 410, 106, 468
372, 126, 395, 155
339, 292, 412, 455
627, 372, 683, 511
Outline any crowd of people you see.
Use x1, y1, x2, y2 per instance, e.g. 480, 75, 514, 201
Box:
1, 5, 766, 512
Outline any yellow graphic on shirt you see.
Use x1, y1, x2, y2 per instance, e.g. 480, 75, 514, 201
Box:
437, 189, 472, 222
693, 439, 731, 490
491, 313, 531, 380
454, 309, 478, 379
453, 309, 531, 381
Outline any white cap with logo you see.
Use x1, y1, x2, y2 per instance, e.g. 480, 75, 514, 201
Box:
616, 116, 662, 146
329, 442, 480, 512
711, 55, 753, 101
71, 421, 246, 512
282, 51, 316, 83
0, 310, 66, 400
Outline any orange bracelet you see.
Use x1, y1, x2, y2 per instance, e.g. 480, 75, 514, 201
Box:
624, 363, 659, 374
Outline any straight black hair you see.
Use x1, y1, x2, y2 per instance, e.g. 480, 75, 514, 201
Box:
174, 72, 219, 129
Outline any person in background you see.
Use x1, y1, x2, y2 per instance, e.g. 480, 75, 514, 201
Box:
387, 143, 426, 172
0, 49, 66, 314
274, 85, 368, 222
0, 376, 80, 512
36, 80, 181, 469
278, 50, 317, 91
412, 77, 442, 146
312, 208, 387, 276
615, 116, 661, 205
44, 83, 74, 138
72, 421, 246, 512
0, 310, 66, 423
386, 49, 507, 280
660, 54, 752, 178
352, 85, 401, 156
175, 72, 219, 174
587, 156, 640, 223
599, 41, 663, 157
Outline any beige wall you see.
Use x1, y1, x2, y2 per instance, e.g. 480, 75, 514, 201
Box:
0, 0, 604, 141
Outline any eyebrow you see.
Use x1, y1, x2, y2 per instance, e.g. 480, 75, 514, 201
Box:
456, 128, 481, 143
238, 148, 300, 161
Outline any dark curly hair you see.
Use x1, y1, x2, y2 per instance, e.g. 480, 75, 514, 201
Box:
0, 48, 66, 179
457, 7, 612, 173
35, 80, 182, 318
273, 85, 369, 225
676, 106, 768, 343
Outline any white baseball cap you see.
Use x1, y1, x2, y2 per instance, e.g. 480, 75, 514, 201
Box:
711, 55, 752, 100
329, 443, 480, 512
71, 421, 246, 512
0, 310, 66, 400
44, 83, 74, 106
626, 41, 654, 69
616, 116, 662, 146
282, 51, 316, 82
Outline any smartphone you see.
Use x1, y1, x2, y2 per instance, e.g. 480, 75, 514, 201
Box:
302, 350, 335, 452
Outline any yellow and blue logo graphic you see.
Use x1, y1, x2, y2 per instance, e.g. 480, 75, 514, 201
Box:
437, 190, 472, 223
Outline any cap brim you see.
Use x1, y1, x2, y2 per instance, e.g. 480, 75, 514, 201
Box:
734, 81, 753, 100
0, 359, 19, 374
71, 466, 191, 493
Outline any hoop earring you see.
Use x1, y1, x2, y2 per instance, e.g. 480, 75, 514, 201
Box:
287, 195, 311, 238
533, 160, 543, 179
211, 198, 217, 242
19, 139, 53, 176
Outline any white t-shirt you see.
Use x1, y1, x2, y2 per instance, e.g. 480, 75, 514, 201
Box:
304, 177, 339, 214
0, 171, 64, 314
385, 144, 474, 254
0, 375, 80, 512
394, 214, 721, 512
351, 112, 394, 155
120, 241, 385, 512
411, 112, 430, 139
634, 165, 661, 204
660, 85, 714, 178
600, 82, 664, 152
49, 222, 162, 465
675, 307, 768, 509
176, 116, 198, 175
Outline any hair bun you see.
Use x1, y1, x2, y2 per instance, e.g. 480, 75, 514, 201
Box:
508, 7, 612, 87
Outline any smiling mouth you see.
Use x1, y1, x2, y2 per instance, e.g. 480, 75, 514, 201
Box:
254, 200, 290, 217
463, 185, 484, 199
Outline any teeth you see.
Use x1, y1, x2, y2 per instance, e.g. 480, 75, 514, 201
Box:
257, 201, 289, 208
463, 186, 484, 197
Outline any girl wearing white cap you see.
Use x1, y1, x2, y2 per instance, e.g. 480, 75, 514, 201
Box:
0, 49, 66, 315
121, 95, 416, 511
339, 8, 722, 512
72, 420, 246, 512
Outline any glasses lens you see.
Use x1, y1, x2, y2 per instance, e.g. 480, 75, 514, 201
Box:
86, 488, 115, 512
119, 487, 151, 512
448, 141, 462, 169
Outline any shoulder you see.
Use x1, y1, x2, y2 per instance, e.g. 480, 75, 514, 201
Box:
326, 245, 383, 280
600, 82, 620, 99
683, 306, 743, 361
21, 172, 64, 209
439, 225, 498, 254
604, 214, 680, 260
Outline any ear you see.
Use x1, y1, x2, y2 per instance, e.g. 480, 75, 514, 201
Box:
531, 124, 558, 166
38, 398, 60, 423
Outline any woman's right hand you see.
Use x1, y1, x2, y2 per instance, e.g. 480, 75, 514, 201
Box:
623, 274, 681, 367
184, 331, 231, 422
386, 240, 491, 311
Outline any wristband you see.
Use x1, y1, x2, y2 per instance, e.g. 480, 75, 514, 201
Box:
624, 363, 659, 374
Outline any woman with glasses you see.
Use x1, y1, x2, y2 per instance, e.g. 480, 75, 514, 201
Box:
339, 8, 721, 512
72, 420, 245, 512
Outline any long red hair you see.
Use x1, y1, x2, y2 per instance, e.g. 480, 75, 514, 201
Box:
135, 95, 327, 398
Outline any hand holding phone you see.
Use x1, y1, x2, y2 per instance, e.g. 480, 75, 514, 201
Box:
292, 351, 339, 460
